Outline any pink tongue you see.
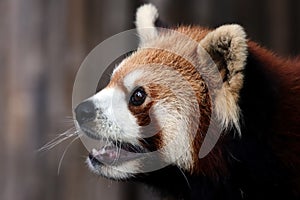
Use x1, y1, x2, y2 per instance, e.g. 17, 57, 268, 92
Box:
91, 145, 142, 165
92, 147, 118, 164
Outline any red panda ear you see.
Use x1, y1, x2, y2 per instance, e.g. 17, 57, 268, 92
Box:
198, 24, 248, 134
135, 4, 159, 45
199, 24, 248, 84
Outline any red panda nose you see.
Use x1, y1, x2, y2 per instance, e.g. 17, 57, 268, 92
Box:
75, 100, 96, 125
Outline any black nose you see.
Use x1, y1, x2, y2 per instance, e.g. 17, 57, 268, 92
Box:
75, 100, 96, 125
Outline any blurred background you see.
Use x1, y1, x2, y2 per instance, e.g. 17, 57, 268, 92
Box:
0, 0, 299, 200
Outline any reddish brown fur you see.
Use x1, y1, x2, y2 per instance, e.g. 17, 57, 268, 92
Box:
108, 26, 300, 183
247, 41, 300, 191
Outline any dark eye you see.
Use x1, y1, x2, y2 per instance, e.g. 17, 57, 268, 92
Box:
130, 87, 147, 106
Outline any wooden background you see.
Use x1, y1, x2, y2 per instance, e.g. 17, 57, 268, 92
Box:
0, 0, 299, 200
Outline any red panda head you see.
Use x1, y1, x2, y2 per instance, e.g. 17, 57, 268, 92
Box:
74, 4, 248, 180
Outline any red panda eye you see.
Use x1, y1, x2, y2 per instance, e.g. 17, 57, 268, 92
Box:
130, 87, 147, 106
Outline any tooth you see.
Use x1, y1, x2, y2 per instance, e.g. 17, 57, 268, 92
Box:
99, 148, 106, 155
92, 148, 99, 156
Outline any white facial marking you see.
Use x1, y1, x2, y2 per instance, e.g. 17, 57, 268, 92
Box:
123, 69, 145, 92
153, 103, 194, 171
89, 87, 140, 144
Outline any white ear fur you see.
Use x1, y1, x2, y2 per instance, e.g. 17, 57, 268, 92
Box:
199, 24, 247, 76
199, 24, 248, 135
135, 4, 159, 45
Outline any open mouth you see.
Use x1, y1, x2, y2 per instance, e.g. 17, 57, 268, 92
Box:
77, 124, 147, 166
88, 141, 147, 166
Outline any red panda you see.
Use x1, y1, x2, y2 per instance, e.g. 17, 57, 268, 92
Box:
74, 4, 300, 200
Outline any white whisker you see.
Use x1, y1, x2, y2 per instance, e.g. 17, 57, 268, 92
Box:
57, 134, 82, 175
113, 140, 122, 165
59, 116, 77, 125
38, 127, 78, 152
177, 166, 191, 190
